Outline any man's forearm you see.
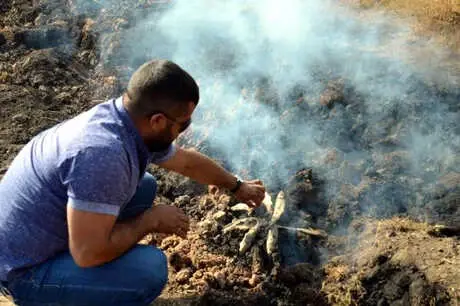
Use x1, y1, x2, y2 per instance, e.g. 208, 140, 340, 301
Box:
107, 210, 155, 257
73, 210, 155, 267
180, 149, 237, 190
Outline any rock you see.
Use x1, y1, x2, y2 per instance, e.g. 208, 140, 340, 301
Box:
213, 271, 226, 289
176, 268, 192, 284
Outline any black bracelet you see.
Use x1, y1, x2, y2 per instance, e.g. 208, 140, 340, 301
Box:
230, 178, 243, 193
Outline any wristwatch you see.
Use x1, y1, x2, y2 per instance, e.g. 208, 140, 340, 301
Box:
230, 177, 243, 193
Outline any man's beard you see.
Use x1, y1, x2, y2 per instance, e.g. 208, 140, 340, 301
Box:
145, 129, 174, 152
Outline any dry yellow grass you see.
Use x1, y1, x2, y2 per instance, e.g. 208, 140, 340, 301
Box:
324, 263, 350, 282
376, 216, 429, 232
322, 217, 460, 305
355, 0, 460, 49
322, 272, 365, 306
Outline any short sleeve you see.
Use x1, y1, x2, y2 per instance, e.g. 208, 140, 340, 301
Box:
150, 143, 177, 164
60, 147, 131, 216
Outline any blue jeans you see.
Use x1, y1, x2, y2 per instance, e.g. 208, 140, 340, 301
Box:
1, 173, 167, 306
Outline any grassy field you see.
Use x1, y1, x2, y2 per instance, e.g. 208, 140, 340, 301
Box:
355, 0, 460, 50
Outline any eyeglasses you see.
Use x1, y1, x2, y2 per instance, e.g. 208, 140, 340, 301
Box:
125, 92, 192, 133
153, 111, 192, 133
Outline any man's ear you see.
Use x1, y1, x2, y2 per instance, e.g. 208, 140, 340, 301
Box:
149, 113, 167, 130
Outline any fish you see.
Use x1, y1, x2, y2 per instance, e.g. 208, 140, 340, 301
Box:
262, 192, 273, 214
277, 225, 327, 238
270, 191, 285, 225
230, 203, 251, 212
266, 226, 278, 255
239, 222, 260, 254
223, 217, 258, 233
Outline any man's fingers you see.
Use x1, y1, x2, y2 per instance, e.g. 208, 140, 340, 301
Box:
178, 214, 189, 222
258, 194, 265, 202
175, 221, 189, 238
174, 206, 186, 213
176, 208, 190, 221
173, 209, 189, 234
254, 184, 266, 192
179, 217, 189, 228
249, 179, 264, 186
256, 188, 265, 200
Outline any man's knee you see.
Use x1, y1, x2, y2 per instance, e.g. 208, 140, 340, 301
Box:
146, 248, 168, 288
138, 246, 168, 300
119, 174, 158, 221
139, 173, 158, 201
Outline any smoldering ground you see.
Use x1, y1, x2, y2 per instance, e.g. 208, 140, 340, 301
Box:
86, 0, 460, 228
18, 0, 459, 227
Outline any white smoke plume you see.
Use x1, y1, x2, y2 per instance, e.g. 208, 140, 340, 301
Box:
78, 0, 460, 223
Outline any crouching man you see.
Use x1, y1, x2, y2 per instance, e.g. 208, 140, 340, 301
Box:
0, 59, 265, 305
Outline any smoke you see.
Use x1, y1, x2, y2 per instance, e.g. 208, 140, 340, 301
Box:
89, 0, 458, 223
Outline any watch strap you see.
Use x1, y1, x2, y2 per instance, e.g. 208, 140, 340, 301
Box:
230, 178, 243, 193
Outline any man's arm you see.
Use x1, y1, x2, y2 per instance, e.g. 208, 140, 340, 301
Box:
67, 206, 154, 267
68, 204, 188, 268
158, 147, 237, 189
158, 147, 266, 206
63, 146, 188, 268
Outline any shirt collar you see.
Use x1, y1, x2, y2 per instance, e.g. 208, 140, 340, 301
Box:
113, 96, 151, 160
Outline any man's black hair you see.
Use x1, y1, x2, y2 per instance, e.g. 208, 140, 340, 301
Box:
126, 59, 199, 117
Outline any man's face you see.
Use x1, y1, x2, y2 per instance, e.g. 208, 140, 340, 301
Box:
145, 101, 196, 152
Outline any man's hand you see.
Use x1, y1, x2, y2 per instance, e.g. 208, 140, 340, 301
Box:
234, 180, 266, 208
158, 148, 267, 207
148, 204, 190, 238
68, 204, 189, 268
